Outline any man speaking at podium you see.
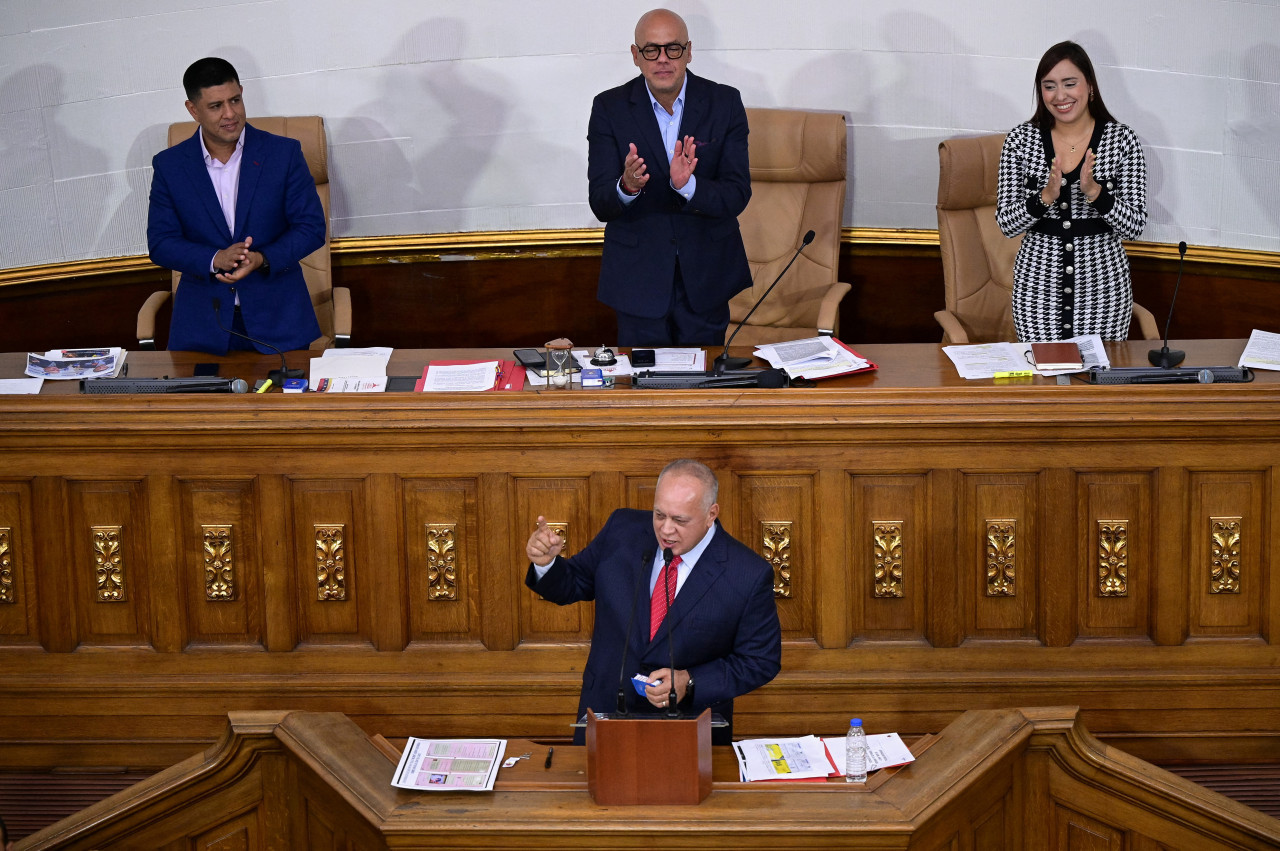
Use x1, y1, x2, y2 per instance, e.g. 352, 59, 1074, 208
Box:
525, 460, 781, 745
588, 9, 753, 347
148, 57, 325, 354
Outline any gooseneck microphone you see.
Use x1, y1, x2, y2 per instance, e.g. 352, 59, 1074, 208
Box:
661, 546, 680, 719
211, 296, 305, 386
713, 230, 816, 374
615, 550, 654, 715
1148, 241, 1188, 368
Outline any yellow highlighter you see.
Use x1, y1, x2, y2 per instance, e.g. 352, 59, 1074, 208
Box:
993, 370, 1033, 379
255, 378, 274, 393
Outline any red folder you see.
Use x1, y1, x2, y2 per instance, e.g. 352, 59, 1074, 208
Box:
414, 359, 525, 392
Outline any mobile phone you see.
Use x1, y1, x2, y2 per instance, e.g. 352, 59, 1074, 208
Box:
194, 362, 220, 377
631, 349, 656, 368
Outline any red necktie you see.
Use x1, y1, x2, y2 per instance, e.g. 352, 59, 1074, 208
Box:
649, 555, 682, 640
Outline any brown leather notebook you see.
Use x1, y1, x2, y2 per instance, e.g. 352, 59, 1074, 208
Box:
1029, 341, 1083, 370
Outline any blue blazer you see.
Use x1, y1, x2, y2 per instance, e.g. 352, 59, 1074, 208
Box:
587, 71, 753, 319
526, 509, 781, 742
148, 123, 325, 354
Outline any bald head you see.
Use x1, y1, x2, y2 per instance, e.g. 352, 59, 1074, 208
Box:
635, 8, 688, 44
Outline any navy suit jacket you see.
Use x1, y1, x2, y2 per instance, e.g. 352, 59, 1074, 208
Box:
147, 123, 325, 354
587, 71, 753, 319
526, 509, 781, 742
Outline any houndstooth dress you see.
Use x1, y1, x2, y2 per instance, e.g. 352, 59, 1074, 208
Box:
996, 120, 1147, 342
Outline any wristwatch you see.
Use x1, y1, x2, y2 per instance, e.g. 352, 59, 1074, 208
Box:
685, 673, 695, 705
258, 252, 270, 275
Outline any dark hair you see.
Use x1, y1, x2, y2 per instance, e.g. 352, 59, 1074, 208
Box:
183, 57, 240, 102
1030, 41, 1116, 129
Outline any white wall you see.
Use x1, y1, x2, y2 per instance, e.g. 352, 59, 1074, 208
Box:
1, 0, 1277, 270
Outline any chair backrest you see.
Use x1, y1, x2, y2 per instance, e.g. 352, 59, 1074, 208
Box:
730, 107, 848, 346
936, 133, 1021, 343
166, 116, 336, 348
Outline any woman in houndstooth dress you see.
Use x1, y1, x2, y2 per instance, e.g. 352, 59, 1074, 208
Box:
996, 41, 1147, 342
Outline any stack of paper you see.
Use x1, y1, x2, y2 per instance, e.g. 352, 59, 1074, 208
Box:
25, 347, 127, 380
943, 334, 1109, 379
732, 735, 839, 781
1239, 329, 1280, 371
308, 347, 392, 392
753, 336, 873, 380
391, 738, 507, 791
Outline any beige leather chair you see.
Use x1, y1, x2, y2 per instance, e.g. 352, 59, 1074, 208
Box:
935, 133, 1158, 344
729, 108, 852, 346
138, 115, 351, 350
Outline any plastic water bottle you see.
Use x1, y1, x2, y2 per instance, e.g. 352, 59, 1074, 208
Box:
845, 718, 867, 783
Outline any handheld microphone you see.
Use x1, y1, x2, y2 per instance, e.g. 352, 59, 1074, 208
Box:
696, 367, 790, 389
1148, 241, 1188, 368
661, 546, 679, 719
615, 550, 654, 715
1132, 368, 1215, 384
713, 229, 816, 374
212, 296, 305, 387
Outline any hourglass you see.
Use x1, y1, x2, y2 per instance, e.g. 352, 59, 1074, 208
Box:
544, 338, 574, 389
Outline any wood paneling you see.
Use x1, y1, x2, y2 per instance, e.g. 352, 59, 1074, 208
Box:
2, 236, 1277, 352
19, 709, 1280, 850
1, 341, 1280, 773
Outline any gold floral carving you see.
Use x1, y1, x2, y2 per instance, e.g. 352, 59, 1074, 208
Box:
873, 522, 904, 598
93, 525, 126, 602
0, 527, 13, 604
1097, 521, 1129, 597
315, 525, 347, 601
985, 521, 1016, 597
1209, 517, 1242, 595
762, 521, 792, 598
426, 524, 458, 601
202, 525, 235, 601
547, 522, 569, 558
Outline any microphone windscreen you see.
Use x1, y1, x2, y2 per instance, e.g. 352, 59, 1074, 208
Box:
756, 368, 789, 389
1178, 241, 1187, 255
662, 547, 674, 565
230, 378, 249, 393
802, 229, 816, 245
1197, 369, 1214, 384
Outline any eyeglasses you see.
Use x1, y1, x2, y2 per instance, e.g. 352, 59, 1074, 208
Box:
636, 41, 689, 60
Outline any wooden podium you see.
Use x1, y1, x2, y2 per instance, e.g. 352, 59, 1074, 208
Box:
585, 709, 713, 805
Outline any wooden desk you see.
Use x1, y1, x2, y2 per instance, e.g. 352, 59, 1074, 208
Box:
21, 709, 1280, 850
1, 341, 1278, 770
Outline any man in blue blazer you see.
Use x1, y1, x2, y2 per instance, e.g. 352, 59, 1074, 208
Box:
148, 57, 325, 355
526, 459, 781, 745
588, 9, 753, 347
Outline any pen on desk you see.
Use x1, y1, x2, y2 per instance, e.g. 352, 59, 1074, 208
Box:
544, 746, 553, 769
255, 378, 273, 393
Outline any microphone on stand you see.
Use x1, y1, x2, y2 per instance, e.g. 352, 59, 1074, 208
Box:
1148, 241, 1188, 368
661, 547, 680, 719
212, 296, 305, 386
713, 230, 816, 375
615, 550, 654, 715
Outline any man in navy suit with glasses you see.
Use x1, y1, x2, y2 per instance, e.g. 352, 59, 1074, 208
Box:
588, 9, 754, 347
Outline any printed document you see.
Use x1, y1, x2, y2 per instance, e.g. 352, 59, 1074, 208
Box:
1238, 329, 1280, 371
944, 334, 1109, 379
391, 738, 506, 791
820, 732, 916, 774
733, 735, 837, 781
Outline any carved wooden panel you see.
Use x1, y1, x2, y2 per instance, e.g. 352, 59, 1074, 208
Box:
853, 476, 927, 641
516, 477, 592, 641
0, 481, 36, 644
290, 480, 368, 647
1189, 472, 1263, 639
737, 474, 813, 638
404, 479, 479, 640
1078, 474, 1153, 641
180, 479, 261, 647
1054, 805, 1124, 850
192, 810, 257, 851
67, 480, 150, 646
962, 476, 1038, 641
